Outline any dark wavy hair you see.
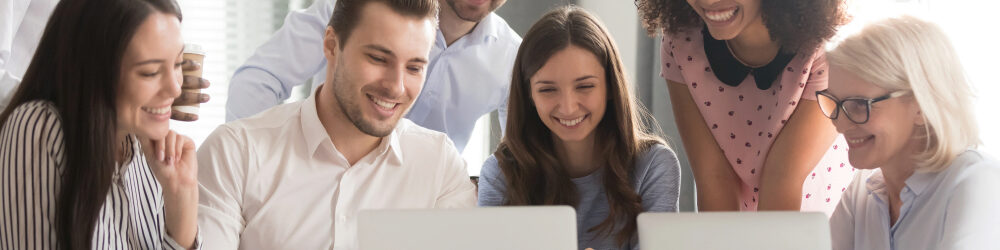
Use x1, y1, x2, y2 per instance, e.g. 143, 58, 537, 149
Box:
636, 0, 849, 53
495, 5, 665, 247
0, 0, 181, 248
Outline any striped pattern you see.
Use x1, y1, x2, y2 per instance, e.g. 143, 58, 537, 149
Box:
1, 101, 199, 249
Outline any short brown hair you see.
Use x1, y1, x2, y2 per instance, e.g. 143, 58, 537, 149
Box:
636, 0, 849, 53
327, 0, 438, 46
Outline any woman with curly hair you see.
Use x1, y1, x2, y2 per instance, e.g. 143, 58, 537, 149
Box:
636, 0, 853, 213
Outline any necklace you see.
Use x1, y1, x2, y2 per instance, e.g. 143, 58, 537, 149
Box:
725, 39, 772, 68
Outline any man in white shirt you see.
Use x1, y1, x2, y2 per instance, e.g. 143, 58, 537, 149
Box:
196, 0, 477, 249
226, 0, 520, 151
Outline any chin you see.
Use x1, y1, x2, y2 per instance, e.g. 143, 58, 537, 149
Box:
135, 125, 170, 141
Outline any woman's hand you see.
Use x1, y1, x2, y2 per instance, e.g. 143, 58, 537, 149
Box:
141, 130, 199, 248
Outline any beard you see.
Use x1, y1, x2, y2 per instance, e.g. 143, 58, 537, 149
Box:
445, 0, 505, 22
330, 63, 400, 138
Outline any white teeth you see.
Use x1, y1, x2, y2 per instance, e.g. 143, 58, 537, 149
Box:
847, 137, 869, 144
142, 106, 170, 115
371, 96, 396, 109
558, 116, 585, 127
705, 8, 737, 22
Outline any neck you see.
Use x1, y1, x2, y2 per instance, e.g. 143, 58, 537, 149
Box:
554, 133, 600, 178
438, 4, 480, 46
315, 85, 382, 165
878, 137, 924, 225
727, 15, 781, 67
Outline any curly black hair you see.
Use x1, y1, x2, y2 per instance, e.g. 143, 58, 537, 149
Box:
636, 0, 849, 53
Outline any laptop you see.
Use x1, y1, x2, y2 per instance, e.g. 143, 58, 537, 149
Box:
358, 206, 578, 250
637, 211, 832, 250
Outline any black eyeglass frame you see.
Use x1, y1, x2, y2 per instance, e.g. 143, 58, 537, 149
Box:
815, 90, 909, 124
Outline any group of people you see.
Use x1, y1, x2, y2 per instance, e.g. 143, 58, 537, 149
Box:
1, 0, 997, 249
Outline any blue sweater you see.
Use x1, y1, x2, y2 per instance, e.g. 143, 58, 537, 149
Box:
477, 143, 681, 250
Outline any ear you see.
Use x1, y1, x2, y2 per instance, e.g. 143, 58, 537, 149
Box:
323, 27, 340, 68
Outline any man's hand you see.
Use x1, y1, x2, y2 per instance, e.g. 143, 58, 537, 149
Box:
172, 59, 211, 121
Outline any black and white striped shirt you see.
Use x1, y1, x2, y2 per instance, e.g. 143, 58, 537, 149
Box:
0, 100, 201, 249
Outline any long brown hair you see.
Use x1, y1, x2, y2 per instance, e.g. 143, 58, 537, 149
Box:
495, 5, 664, 246
0, 0, 181, 248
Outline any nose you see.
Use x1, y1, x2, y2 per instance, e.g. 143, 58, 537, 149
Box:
830, 112, 855, 134
379, 66, 406, 98
163, 65, 183, 98
556, 91, 580, 116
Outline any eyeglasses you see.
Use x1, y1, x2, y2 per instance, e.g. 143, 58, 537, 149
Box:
815, 90, 909, 124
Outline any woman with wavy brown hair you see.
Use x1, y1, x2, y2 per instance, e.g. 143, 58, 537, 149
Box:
477, 6, 681, 249
636, 0, 853, 213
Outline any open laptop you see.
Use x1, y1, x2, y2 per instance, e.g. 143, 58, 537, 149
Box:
358, 206, 577, 250
638, 211, 831, 250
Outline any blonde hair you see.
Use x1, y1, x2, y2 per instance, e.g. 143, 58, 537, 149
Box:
827, 15, 980, 172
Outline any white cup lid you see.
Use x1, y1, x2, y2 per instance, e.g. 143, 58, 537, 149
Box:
184, 43, 205, 55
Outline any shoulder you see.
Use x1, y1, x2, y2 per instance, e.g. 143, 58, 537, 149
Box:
490, 13, 523, 47
637, 143, 680, 172
942, 150, 1000, 193
479, 155, 502, 179
230, 101, 303, 130
2, 100, 63, 138
394, 119, 462, 161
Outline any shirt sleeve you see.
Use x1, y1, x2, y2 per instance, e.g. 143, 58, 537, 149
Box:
434, 137, 477, 208
0, 102, 63, 249
196, 125, 250, 250
800, 51, 829, 101
225, 0, 335, 121
938, 161, 1000, 249
659, 33, 686, 85
163, 227, 203, 250
637, 144, 681, 213
476, 156, 506, 206
830, 170, 864, 250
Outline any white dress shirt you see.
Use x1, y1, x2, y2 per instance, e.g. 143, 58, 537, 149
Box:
0, 0, 58, 110
830, 149, 1000, 250
225, 0, 522, 151
197, 91, 478, 250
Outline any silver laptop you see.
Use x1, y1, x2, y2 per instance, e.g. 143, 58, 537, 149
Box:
638, 211, 832, 250
358, 206, 578, 250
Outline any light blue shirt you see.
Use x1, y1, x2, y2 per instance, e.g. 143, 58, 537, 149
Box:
830, 149, 1000, 250
225, 0, 522, 151
478, 143, 682, 250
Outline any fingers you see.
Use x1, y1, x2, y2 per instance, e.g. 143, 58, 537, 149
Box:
164, 130, 177, 164
171, 92, 210, 106
171, 111, 199, 122
182, 76, 210, 89
174, 133, 184, 165
181, 59, 201, 71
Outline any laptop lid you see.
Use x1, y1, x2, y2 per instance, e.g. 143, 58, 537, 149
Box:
637, 211, 832, 250
358, 206, 578, 250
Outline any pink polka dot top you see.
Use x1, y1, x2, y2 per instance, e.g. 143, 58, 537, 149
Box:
660, 28, 854, 215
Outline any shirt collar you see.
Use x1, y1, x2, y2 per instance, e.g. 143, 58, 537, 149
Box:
702, 27, 796, 90
300, 88, 330, 157
903, 170, 938, 197
299, 87, 405, 165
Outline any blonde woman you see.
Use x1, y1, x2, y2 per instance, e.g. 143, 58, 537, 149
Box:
822, 16, 1000, 249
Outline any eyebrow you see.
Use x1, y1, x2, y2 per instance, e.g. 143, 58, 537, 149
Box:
534, 75, 598, 85
133, 48, 184, 66
363, 44, 428, 64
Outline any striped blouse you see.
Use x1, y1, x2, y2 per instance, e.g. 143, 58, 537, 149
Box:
0, 100, 201, 249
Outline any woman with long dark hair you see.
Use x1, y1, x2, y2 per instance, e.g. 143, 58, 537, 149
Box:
636, 0, 853, 213
0, 0, 201, 249
478, 6, 681, 249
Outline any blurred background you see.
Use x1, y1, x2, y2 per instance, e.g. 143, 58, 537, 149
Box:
172, 0, 1000, 212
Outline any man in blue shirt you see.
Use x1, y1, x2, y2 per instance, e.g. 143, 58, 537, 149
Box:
226, 0, 521, 151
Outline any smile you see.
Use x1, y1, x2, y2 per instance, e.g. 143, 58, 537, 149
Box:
704, 7, 738, 22
141, 106, 171, 115
555, 114, 588, 127
368, 94, 398, 110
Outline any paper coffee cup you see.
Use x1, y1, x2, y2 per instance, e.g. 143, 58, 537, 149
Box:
175, 43, 205, 115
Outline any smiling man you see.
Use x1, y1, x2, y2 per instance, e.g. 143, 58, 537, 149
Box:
195, 0, 477, 249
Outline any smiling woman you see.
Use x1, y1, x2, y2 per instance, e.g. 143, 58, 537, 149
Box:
0, 0, 201, 249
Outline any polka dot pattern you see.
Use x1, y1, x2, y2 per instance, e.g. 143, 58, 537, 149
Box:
660, 29, 854, 215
